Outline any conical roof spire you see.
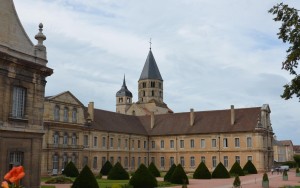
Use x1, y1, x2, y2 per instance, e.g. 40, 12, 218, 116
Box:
139, 49, 163, 81
116, 75, 132, 97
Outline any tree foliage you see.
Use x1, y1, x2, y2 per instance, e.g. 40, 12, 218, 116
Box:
129, 164, 157, 188
229, 161, 245, 176
100, 161, 113, 175
148, 162, 160, 177
72, 165, 99, 188
62, 161, 79, 177
294, 155, 300, 166
269, 3, 300, 101
211, 162, 230, 179
193, 162, 211, 179
233, 175, 241, 187
243, 160, 258, 174
170, 164, 189, 184
164, 164, 176, 182
107, 162, 129, 180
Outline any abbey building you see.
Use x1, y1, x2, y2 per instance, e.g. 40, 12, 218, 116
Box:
1, 0, 274, 184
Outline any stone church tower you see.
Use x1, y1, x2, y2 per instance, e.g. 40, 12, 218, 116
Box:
0, 0, 52, 187
116, 48, 172, 116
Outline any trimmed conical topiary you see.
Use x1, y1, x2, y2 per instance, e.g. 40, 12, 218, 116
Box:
100, 160, 113, 175
233, 175, 241, 187
164, 164, 176, 182
71, 165, 99, 188
229, 161, 245, 176
129, 164, 158, 188
170, 164, 189, 184
193, 162, 211, 179
243, 160, 257, 174
62, 161, 79, 177
107, 162, 129, 180
212, 162, 230, 179
148, 162, 160, 177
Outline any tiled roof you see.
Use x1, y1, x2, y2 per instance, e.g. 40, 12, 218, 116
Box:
90, 106, 262, 136
139, 50, 163, 81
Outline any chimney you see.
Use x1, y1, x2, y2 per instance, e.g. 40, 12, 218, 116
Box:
190, 108, 194, 126
88, 102, 94, 121
151, 112, 155, 129
231, 105, 235, 125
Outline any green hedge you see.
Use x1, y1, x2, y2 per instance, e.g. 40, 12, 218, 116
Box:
212, 162, 230, 179
229, 161, 245, 176
170, 164, 189, 184
148, 162, 160, 177
108, 162, 129, 180
72, 165, 99, 188
62, 161, 79, 177
129, 164, 157, 188
164, 164, 176, 182
193, 162, 211, 179
243, 160, 257, 174
100, 160, 113, 175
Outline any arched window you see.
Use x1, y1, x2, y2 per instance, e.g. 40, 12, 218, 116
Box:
54, 105, 60, 121
53, 132, 59, 145
72, 108, 77, 123
63, 107, 69, 122
62, 153, 68, 169
72, 153, 76, 165
72, 133, 77, 145
52, 154, 59, 173
63, 133, 68, 145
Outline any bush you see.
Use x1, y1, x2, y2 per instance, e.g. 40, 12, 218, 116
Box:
71, 165, 99, 188
229, 161, 245, 176
296, 165, 300, 173
45, 176, 73, 184
262, 172, 269, 181
100, 160, 113, 175
164, 164, 176, 182
62, 161, 79, 177
148, 162, 160, 177
294, 155, 300, 166
193, 162, 211, 179
233, 175, 241, 187
170, 164, 189, 184
129, 164, 157, 188
108, 162, 129, 180
243, 160, 257, 174
212, 162, 230, 179
282, 161, 296, 168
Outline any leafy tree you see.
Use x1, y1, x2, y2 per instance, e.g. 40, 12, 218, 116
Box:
62, 161, 79, 177
100, 161, 113, 175
243, 160, 257, 174
229, 161, 245, 176
212, 162, 230, 179
148, 162, 160, 177
164, 164, 176, 182
269, 3, 300, 101
129, 164, 157, 188
170, 164, 189, 184
193, 162, 211, 179
72, 165, 99, 188
107, 162, 129, 180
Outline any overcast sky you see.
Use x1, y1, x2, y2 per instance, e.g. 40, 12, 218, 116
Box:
14, 0, 300, 144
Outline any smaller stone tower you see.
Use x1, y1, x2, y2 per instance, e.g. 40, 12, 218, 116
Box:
116, 75, 132, 113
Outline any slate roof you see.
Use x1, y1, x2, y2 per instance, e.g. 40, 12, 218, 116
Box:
116, 76, 132, 97
139, 50, 163, 81
90, 106, 262, 136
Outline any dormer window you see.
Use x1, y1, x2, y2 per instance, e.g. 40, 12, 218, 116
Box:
54, 105, 60, 121
72, 108, 77, 123
63, 107, 69, 122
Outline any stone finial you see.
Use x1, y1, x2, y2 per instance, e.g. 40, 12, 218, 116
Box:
35, 23, 46, 47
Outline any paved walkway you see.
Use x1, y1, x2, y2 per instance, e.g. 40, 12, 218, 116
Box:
41, 170, 300, 188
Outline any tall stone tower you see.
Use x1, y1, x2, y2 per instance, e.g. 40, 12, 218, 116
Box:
0, 0, 52, 187
138, 49, 163, 103
116, 75, 132, 113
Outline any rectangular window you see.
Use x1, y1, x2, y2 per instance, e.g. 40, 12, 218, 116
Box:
12, 86, 26, 118
125, 139, 128, 149
144, 141, 147, 149
235, 138, 240, 147
151, 157, 155, 164
201, 139, 205, 148
247, 156, 252, 161
131, 157, 135, 169
144, 157, 147, 165
170, 157, 174, 166
118, 156, 121, 163
102, 137, 106, 148
201, 156, 205, 163
84, 135, 88, 147
247, 137, 252, 147
212, 139, 217, 148
63, 134, 68, 145
235, 156, 240, 164
110, 138, 113, 148
190, 156, 195, 167
118, 138, 121, 149
161, 157, 165, 168
180, 156, 185, 166
223, 138, 228, 148
93, 157, 97, 169
72, 134, 77, 145
132, 140, 134, 150
224, 156, 228, 167
124, 157, 128, 168
212, 156, 217, 168
190, 139, 195, 148
180, 140, 184, 148
151, 141, 155, 149
53, 155, 58, 170
170, 140, 174, 149
83, 156, 88, 167
93, 137, 98, 147
161, 140, 165, 149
